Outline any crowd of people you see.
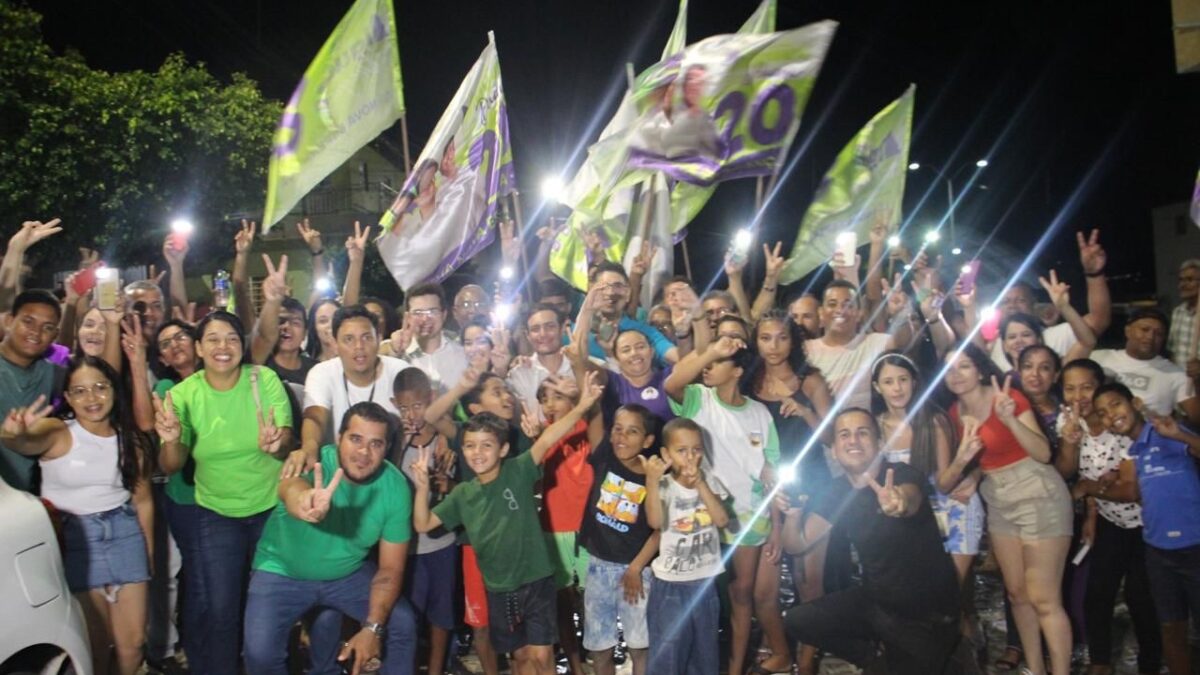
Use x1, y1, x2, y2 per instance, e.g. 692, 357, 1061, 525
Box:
2, 213, 1200, 675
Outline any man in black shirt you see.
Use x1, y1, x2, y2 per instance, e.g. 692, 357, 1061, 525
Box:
780, 407, 961, 674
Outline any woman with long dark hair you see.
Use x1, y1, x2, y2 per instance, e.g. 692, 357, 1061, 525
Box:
940, 343, 1072, 675
2, 356, 154, 675
742, 309, 832, 675
152, 311, 294, 675
871, 352, 984, 584
306, 298, 340, 362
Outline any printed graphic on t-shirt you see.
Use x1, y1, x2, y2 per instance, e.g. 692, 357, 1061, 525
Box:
660, 492, 720, 574
1114, 370, 1150, 392
595, 471, 646, 531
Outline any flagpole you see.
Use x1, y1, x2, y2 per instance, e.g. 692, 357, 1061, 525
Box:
755, 176, 765, 211
509, 190, 533, 303
679, 238, 693, 278
399, 116, 413, 176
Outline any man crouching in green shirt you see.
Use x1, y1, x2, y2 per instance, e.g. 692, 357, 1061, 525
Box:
245, 401, 417, 675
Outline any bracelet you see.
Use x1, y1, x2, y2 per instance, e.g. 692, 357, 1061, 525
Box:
1084, 270, 1105, 278
310, 248, 325, 256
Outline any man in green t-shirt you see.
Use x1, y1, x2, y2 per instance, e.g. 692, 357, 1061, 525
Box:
412, 372, 604, 675
244, 401, 416, 675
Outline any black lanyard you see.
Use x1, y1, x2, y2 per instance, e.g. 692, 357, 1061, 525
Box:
343, 360, 380, 406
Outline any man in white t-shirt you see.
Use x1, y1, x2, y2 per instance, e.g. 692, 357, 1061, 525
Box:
1091, 308, 1200, 425
402, 283, 467, 392
986, 230, 1111, 370
507, 304, 573, 415
805, 280, 952, 410
284, 305, 410, 478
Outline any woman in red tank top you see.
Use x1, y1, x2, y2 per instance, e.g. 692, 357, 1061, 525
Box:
939, 343, 1073, 675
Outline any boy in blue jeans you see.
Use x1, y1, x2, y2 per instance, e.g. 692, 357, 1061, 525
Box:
643, 417, 729, 675
1091, 382, 1200, 675
411, 372, 604, 675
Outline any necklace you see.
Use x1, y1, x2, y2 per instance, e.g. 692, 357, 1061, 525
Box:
343, 360, 380, 406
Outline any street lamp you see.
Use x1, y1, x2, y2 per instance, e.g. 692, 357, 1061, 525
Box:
907, 159, 989, 251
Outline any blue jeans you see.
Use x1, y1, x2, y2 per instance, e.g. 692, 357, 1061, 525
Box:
193, 505, 270, 675
244, 566, 418, 675
647, 577, 719, 675
165, 499, 208, 674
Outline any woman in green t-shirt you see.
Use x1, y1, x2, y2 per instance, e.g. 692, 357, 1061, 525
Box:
153, 311, 294, 675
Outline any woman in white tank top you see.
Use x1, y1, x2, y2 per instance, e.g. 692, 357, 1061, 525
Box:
1, 355, 153, 675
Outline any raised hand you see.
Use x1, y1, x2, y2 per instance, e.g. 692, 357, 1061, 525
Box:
294, 462, 344, 523
677, 450, 702, 488
490, 325, 512, 372
709, 335, 745, 359
389, 313, 415, 354
257, 407, 284, 455
296, 218, 323, 255
153, 392, 181, 444
9, 219, 63, 252
345, 221, 370, 264
120, 315, 146, 366
867, 468, 906, 516
724, 249, 747, 275
1146, 410, 1182, 440
79, 247, 100, 269
410, 446, 432, 489
640, 455, 668, 483
229, 219, 254, 256
868, 212, 891, 247
880, 273, 910, 317
957, 415, 984, 464
952, 275, 976, 309
1076, 229, 1106, 276
578, 370, 604, 409
1, 395, 54, 438
520, 408, 543, 439
991, 375, 1017, 424
172, 302, 197, 324
916, 271, 946, 321
1038, 269, 1072, 310
1060, 400, 1085, 445
261, 254, 289, 303
762, 241, 786, 280
631, 240, 655, 277
163, 231, 190, 266
456, 364, 483, 392
499, 219, 520, 266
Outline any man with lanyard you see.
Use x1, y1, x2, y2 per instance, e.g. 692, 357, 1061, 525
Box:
244, 401, 417, 675
285, 305, 409, 478
587, 261, 678, 366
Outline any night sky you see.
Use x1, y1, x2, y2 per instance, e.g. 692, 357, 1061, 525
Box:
26, 0, 1200, 300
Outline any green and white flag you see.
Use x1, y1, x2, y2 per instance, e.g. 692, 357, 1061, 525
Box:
263, 0, 405, 230
375, 34, 515, 290
778, 85, 915, 285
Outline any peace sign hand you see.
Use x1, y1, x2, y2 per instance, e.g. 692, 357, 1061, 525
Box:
499, 219, 521, 266
9, 219, 63, 253
295, 462, 344, 523
631, 240, 656, 276
1060, 400, 1085, 445
991, 375, 1017, 424
257, 407, 284, 455
867, 468, 907, 517
261, 254, 289, 303
409, 446, 433, 489
1, 395, 55, 438
345, 221, 371, 263
1076, 229, 1106, 276
1038, 269, 1071, 310
153, 392, 182, 444
881, 273, 910, 318
957, 415, 984, 463
578, 370, 605, 409
120, 315, 146, 367
520, 408, 543, 439
296, 218, 322, 255
390, 313, 415, 355
762, 241, 786, 280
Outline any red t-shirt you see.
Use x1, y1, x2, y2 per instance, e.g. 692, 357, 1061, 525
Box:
540, 419, 595, 532
951, 389, 1034, 471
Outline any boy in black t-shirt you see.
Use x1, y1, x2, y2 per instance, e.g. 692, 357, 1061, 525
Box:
577, 404, 660, 675
779, 408, 960, 675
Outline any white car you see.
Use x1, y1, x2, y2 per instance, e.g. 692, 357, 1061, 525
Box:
0, 476, 91, 675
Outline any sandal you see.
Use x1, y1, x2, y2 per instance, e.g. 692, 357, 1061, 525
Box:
995, 646, 1023, 671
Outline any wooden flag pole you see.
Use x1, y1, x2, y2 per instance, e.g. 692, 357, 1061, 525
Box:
509, 190, 533, 303
755, 176, 765, 211
399, 116, 413, 176
680, 238, 693, 279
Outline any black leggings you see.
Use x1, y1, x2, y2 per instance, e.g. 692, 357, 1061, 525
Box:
1083, 517, 1161, 671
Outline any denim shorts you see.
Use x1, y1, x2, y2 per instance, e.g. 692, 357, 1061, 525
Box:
583, 555, 651, 651
405, 543, 458, 630
62, 502, 151, 594
486, 575, 557, 653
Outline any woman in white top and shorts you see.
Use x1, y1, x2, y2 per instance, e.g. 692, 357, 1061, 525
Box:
1, 355, 154, 675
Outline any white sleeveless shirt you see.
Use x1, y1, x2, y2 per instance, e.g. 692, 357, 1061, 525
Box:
39, 420, 129, 515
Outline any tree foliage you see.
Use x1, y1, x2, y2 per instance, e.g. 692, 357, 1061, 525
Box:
0, 1, 280, 277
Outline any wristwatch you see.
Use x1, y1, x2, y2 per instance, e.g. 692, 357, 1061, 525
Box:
363, 621, 385, 638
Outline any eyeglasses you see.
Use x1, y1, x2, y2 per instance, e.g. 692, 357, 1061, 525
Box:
66, 382, 112, 400
157, 332, 192, 351
409, 308, 442, 318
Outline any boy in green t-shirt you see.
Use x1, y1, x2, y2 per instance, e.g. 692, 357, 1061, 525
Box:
412, 372, 604, 675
